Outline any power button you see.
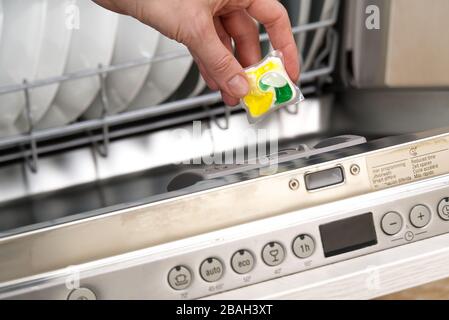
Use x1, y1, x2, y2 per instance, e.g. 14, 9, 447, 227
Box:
438, 198, 449, 221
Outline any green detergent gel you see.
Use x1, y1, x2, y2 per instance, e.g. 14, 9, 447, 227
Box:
259, 72, 294, 105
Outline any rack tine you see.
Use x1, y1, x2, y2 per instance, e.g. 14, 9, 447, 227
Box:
94, 64, 110, 157
314, 29, 334, 70
204, 104, 230, 130
22, 79, 39, 173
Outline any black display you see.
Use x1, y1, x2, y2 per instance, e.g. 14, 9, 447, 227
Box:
319, 213, 377, 258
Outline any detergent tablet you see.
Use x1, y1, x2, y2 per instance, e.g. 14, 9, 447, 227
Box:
241, 50, 304, 124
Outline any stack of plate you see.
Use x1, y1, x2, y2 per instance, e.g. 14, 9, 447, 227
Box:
0, 0, 334, 138
0, 0, 197, 137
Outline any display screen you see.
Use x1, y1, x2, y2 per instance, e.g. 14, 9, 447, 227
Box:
319, 213, 377, 258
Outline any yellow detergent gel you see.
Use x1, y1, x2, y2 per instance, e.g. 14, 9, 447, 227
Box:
241, 51, 303, 123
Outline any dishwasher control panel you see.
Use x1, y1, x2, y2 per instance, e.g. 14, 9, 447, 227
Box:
1, 175, 449, 300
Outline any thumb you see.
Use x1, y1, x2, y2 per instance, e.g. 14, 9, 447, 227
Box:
189, 20, 249, 99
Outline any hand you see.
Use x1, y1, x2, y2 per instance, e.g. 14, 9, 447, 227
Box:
94, 0, 299, 106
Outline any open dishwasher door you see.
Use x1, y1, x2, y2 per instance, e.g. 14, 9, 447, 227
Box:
0, 0, 449, 300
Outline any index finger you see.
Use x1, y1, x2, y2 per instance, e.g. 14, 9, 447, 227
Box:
247, 0, 300, 82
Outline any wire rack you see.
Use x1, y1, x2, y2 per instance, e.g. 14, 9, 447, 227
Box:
0, 0, 340, 173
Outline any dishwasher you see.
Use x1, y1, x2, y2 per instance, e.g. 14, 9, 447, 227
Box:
0, 0, 449, 300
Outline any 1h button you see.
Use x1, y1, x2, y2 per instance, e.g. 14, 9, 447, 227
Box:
292, 234, 315, 259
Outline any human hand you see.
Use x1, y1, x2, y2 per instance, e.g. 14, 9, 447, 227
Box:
94, 0, 299, 106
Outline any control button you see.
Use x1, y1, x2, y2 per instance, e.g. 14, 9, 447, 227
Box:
304, 167, 344, 191
231, 250, 255, 274
381, 212, 403, 235
438, 198, 449, 221
67, 287, 97, 300
292, 234, 315, 259
409, 205, 431, 228
168, 265, 192, 290
404, 231, 414, 242
200, 258, 224, 282
262, 242, 285, 266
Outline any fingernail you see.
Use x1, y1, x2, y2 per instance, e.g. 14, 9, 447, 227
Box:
227, 74, 249, 98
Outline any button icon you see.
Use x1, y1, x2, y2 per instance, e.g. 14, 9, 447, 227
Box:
168, 266, 192, 290
200, 258, 224, 282
438, 198, 449, 221
269, 248, 280, 262
404, 231, 414, 242
231, 250, 255, 274
409, 205, 431, 228
292, 234, 315, 259
175, 274, 188, 286
262, 242, 285, 266
381, 212, 403, 235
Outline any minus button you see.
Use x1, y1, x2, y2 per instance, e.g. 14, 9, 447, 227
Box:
381, 212, 403, 236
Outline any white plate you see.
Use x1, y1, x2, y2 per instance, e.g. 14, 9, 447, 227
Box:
83, 15, 160, 119
168, 64, 207, 101
36, 1, 119, 129
129, 36, 193, 110
0, 0, 47, 136
303, 0, 336, 71
13, 0, 73, 133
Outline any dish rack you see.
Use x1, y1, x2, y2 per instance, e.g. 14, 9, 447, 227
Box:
0, 1, 340, 174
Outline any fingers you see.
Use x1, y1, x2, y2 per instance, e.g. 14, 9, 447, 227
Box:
247, 0, 300, 82
221, 10, 262, 68
190, 51, 218, 90
92, 0, 134, 15
213, 17, 241, 106
214, 16, 233, 53
190, 18, 243, 106
221, 91, 240, 106
188, 13, 249, 103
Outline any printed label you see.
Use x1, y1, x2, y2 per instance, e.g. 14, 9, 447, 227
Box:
366, 138, 449, 190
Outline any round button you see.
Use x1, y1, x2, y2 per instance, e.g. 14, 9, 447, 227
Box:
200, 258, 224, 282
262, 242, 285, 266
409, 205, 432, 228
168, 265, 192, 290
381, 212, 403, 235
438, 197, 449, 221
67, 287, 97, 300
231, 250, 255, 274
292, 234, 315, 259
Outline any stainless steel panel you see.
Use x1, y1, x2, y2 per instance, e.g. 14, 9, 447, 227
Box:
1, 173, 449, 299
0, 127, 448, 283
